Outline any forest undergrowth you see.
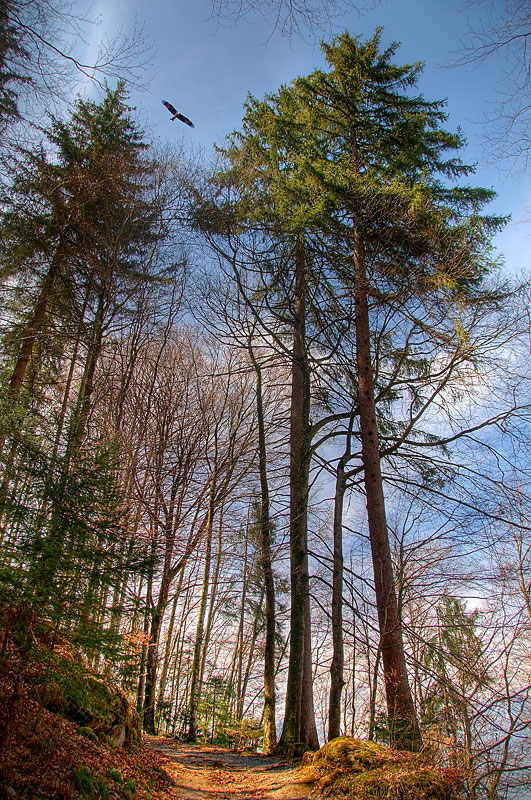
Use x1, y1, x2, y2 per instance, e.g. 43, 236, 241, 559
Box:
0, 607, 174, 800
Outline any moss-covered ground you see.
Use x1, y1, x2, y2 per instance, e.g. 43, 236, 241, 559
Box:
304, 737, 462, 800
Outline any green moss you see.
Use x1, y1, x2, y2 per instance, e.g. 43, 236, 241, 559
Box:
306, 738, 462, 800
331, 765, 459, 799
78, 726, 100, 744
32, 649, 140, 750
281, 741, 312, 760
40, 654, 128, 730
311, 737, 386, 771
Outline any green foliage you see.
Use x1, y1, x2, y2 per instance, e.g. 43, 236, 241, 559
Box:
0, 84, 167, 680
222, 717, 263, 750
212, 29, 507, 455
197, 674, 233, 742
35, 651, 128, 729
74, 766, 95, 795
0, 0, 29, 131
421, 595, 490, 731
74, 767, 111, 799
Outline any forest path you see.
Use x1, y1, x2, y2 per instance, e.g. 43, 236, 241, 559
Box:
146, 738, 316, 800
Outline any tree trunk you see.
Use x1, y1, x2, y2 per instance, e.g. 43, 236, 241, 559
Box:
235, 524, 249, 721
7, 249, 63, 401
248, 338, 277, 754
143, 480, 181, 734
352, 219, 421, 750
187, 473, 217, 741
328, 445, 348, 740
277, 236, 318, 754
198, 508, 224, 694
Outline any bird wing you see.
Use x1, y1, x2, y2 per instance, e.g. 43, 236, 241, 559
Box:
175, 112, 194, 128
162, 100, 178, 115
162, 100, 194, 127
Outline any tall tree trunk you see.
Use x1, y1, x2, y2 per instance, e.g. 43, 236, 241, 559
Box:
248, 338, 277, 754
240, 587, 265, 719
352, 217, 421, 750
328, 440, 349, 740
187, 473, 217, 741
143, 481, 180, 734
277, 236, 318, 754
198, 508, 224, 693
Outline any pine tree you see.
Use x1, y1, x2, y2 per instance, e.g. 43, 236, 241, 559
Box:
0, 84, 167, 659
203, 29, 504, 752
288, 29, 504, 749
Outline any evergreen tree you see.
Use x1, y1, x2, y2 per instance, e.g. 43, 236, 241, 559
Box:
0, 84, 167, 659
288, 29, 504, 749
203, 29, 504, 751
200, 86, 352, 753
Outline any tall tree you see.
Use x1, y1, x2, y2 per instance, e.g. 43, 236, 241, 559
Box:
289, 29, 505, 748
197, 107, 349, 750
0, 84, 172, 646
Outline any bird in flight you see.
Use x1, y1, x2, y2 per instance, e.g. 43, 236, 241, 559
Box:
162, 100, 194, 127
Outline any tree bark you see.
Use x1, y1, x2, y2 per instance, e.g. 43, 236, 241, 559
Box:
328, 445, 348, 740
187, 472, 217, 741
248, 338, 277, 754
352, 218, 421, 750
7, 248, 62, 401
277, 236, 318, 754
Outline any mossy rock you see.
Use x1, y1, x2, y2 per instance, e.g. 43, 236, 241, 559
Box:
306, 737, 461, 799
310, 737, 386, 772
78, 726, 100, 744
331, 764, 460, 799
33, 650, 139, 750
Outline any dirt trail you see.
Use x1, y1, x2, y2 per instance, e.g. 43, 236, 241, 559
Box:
146, 739, 316, 800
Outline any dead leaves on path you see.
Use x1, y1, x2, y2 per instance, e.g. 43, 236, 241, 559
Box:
146, 741, 314, 800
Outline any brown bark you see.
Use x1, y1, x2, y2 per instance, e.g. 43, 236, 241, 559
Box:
248, 338, 277, 754
7, 249, 62, 401
352, 219, 421, 750
277, 236, 318, 754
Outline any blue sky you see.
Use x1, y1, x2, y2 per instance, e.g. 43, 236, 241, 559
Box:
80, 0, 530, 272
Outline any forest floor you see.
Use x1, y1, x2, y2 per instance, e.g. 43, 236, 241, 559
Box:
145, 739, 316, 800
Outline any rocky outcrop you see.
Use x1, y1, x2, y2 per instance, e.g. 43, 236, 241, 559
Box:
34, 651, 141, 749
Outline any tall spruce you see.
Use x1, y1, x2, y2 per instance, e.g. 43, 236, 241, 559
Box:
202, 87, 351, 752
0, 84, 166, 652
289, 30, 504, 748
205, 29, 504, 751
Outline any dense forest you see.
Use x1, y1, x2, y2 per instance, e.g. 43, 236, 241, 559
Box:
1, 1, 531, 798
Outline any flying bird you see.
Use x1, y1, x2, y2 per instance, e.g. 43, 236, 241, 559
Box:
162, 100, 194, 127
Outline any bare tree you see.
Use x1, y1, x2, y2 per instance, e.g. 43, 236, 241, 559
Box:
208, 0, 378, 40
455, 0, 531, 166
